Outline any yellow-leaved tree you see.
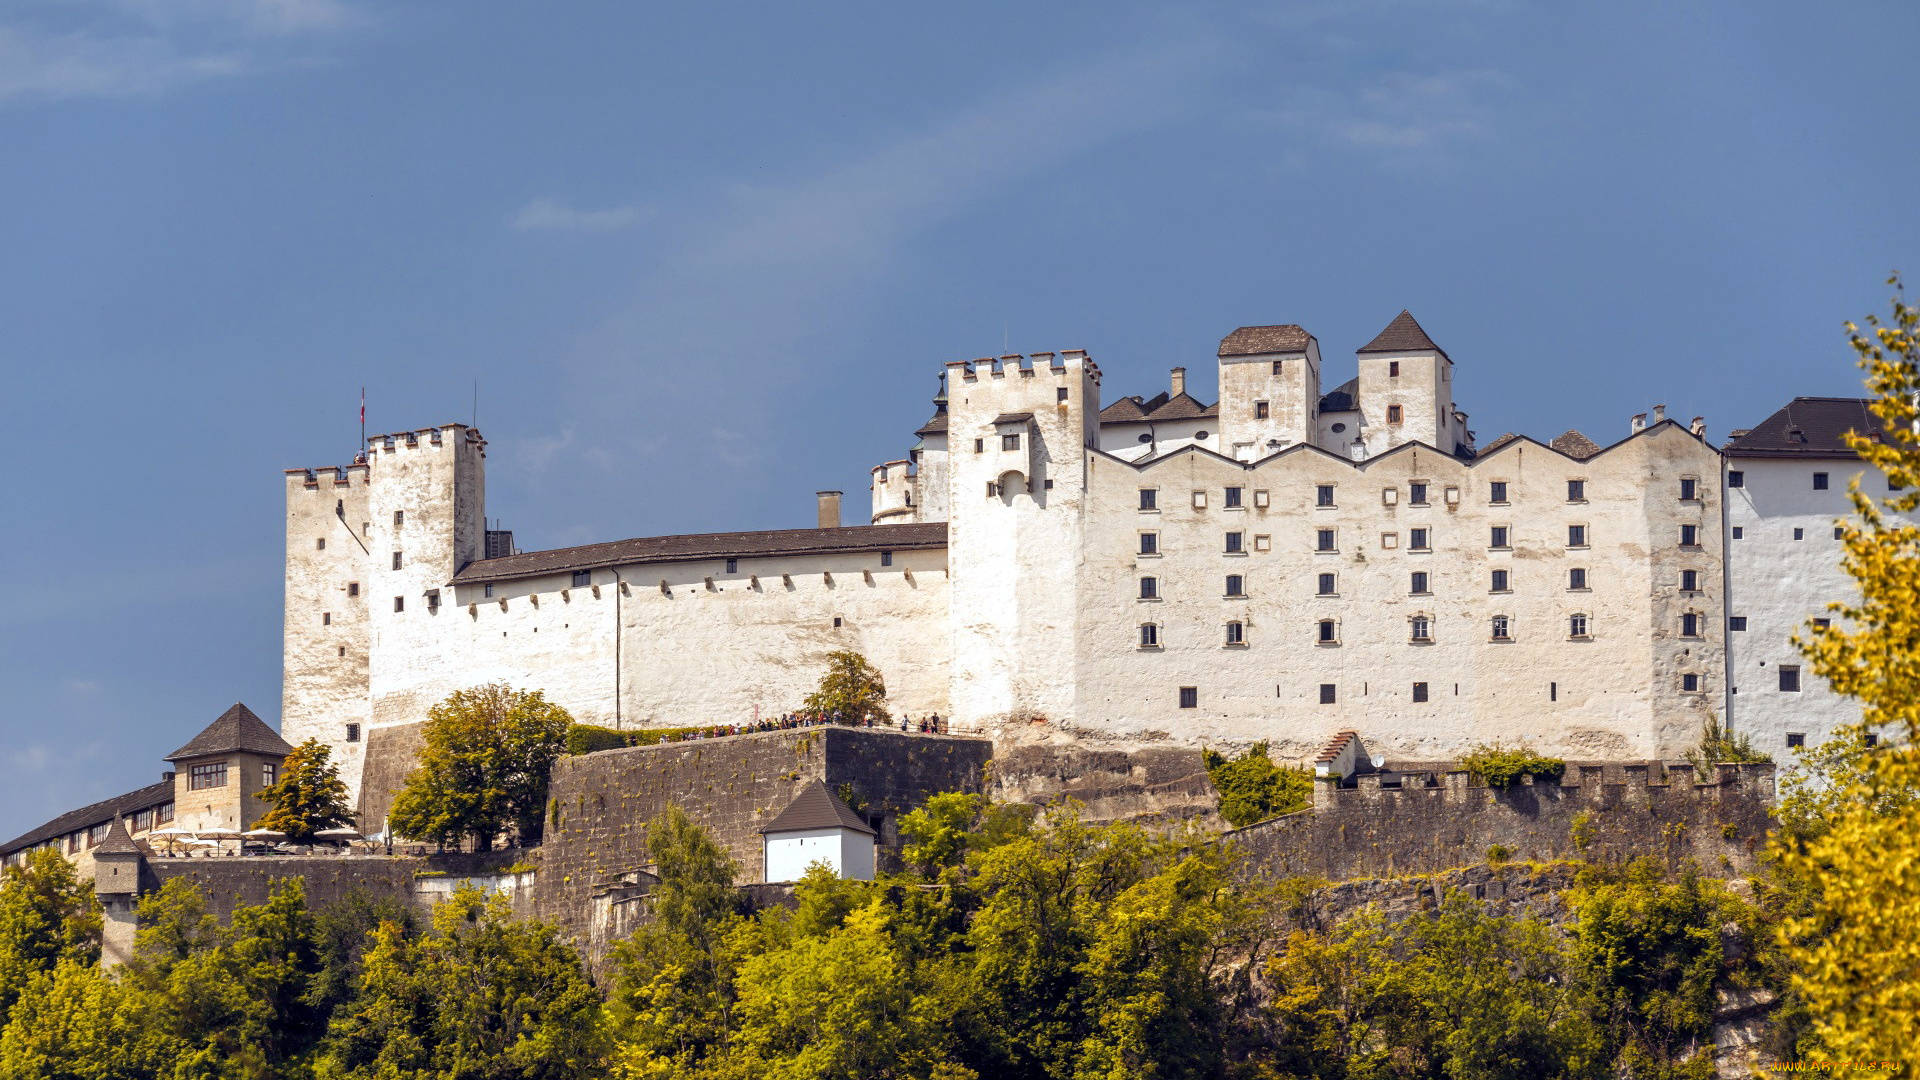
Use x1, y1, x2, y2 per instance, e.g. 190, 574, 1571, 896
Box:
1776, 276, 1920, 1058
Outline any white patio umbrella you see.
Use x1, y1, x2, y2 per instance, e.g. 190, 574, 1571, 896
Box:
314, 827, 363, 840
197, 827, 241, 838
241, 828, 287, 840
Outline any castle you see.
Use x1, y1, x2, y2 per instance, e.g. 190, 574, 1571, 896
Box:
268, 308, 1893, 817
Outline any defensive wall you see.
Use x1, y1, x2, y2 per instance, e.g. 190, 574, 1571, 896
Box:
1227, 761, 1776, 881
144, 848, 539, 924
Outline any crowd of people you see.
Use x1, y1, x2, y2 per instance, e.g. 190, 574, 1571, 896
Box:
650, 711, 949, 743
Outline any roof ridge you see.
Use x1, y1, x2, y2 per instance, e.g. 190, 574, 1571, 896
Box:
1357, 310, 1444, 356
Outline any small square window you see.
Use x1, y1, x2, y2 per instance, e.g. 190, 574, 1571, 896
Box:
573, 570, 591, 588
1569, 614, 1590, 638
1813, 472, 1829, 490
1225, 487, 1243, 508
1490, 615, 1511, 641
1680, 569, 1699, 592
1490, 526, 1510, 549
1412, 681, 1429, 703
1179, 686, 1198, 709
1139, 488, 1158, 511
1382, 532, 1399, 549
1490, 569, 1509, 592
1833, 527, 1845, 540
1409, 481, 1429, 505
1319, 683, 1337, 704
1568, 524, 1588, 547
1316, 484, 1335, 507
1225, 574, 1244, 598
1787, 732, 1805, 748
1057, 387, 1069, 402
1410, 527, 1430, 550
394, 596, 405, 612
1490, 481, 1508, 503
1317, 572, 1335, 596
346, 723, 361, 743
1002, 433, 1021, 451
1569, 567, 1588, 590
1139, 576, 1159, 599
1680, 478, 1698, 500
1866, 733, 1879, 747
833, 616, 844, 628
1729, 616, 1747, 631
1682, 673, 1700, 692
1225, 532, 1245, 553
1410, 571, 1429, 595
1567, 479, 1585, 501
1255, 400, 1269, 419
1813, 617, 1832, 630
1140, 624, 1160, 648
1317, 619, 1337, 644
1139, 533, 1159, 555
1891, 476, 1905, 492
348, 582, 360, 597
1793, 527, 1804, 541
1732, 527, 1744, 540
1316, 528, 1336, 552
1254, 490, 1270, 508
1728, 470, 1744, 488
1253, 534, 1271, 552
1386, 404, 1403, 424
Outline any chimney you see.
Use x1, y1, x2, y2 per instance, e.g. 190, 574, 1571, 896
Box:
1690, 417, 1706, 438
816, 491, 842, 529
1652, 404, 1666, 424
1630, 412, 1647, 434
1170, 367, 1186, 397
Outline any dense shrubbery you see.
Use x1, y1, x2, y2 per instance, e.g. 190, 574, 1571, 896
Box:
564, 724, 714, 756
1204, 743, 1314, 827
1459, 742, 1567, 788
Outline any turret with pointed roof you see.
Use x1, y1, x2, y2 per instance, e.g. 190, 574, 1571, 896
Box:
167, 702, 293, 835
1355, 310, 1468, 459
166, 703, 293, 762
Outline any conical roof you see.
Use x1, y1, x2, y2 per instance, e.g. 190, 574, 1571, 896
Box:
93, 816, 141, 857
758, 781, 876, 836
1358, 310, 1446, 357
165, 703, 293, 762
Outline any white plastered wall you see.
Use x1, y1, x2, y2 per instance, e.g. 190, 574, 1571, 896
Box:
764, 827, 875, 882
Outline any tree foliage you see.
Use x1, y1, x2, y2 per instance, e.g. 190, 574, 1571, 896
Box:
1458, 743, 1567, 788
1204, 743, 1313, 827
1772, 277, 1920, 1059
0, 848, 102, 1024
1681, 714, 1770, 783
802, 651, 891, 725
257, 738, 358, 840
390, 683, 574, 850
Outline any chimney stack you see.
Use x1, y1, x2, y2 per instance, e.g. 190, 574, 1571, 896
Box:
1630, 413, 1647, 434
1170, 367, 1187, 397
1690, 417, 1706, 438
816, 491, 842, 529
1652, 404, 1666, 424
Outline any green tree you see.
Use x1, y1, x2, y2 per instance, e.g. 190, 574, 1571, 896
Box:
0, 848, 102, 1024
1681, 714, 1770, 783
1203, 743, 1312, 827
1771, 278, 1920, 1059
0, 960, 176, 1080
802, 651, 890, 725
1458, 742, 1567, 788
320, 885, 604, 1079
257, 738, 357, 841
389, 684, 574, 850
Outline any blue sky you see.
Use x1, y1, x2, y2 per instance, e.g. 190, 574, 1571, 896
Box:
1, 0, 1915, 834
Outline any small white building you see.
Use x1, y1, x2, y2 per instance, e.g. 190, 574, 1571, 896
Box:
760, 781, 877, 882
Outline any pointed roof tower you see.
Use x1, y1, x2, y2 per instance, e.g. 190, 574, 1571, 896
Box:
165, 703, 293, 762
1358, 310, 1447, 359
758, 781, 876, 836
93, 816, 141, 857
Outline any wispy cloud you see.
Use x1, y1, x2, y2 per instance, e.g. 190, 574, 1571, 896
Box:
0, 0, 360, 105
1260, 69, 1518, 164
511, 198, 651, 233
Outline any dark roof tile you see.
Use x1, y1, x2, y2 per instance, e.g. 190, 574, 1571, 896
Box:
93, 817, 141, 856
1318, 377, 1358, 413
1358, 310, 1446, 357
452, 522, 947, 585
1218, 324, 1313, 357
913, 411, 947, 437
1726, 397, 1890, 458
1549, 430, 1602, 460
1480, 432, 1522, 454
1098, 396, 1152, 423
1145, 393, 1216, 421
166, 703, 291, 762
0, 780, 174, 856
992, 412, 1034, 425
758, 781, 875, 836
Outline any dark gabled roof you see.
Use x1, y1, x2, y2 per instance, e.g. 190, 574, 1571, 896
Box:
759, 781, 875, 836
1145, 393, 1217, 421
94, 817, 141, 856
452, 522, 948, 585
1550, 430, 1602, 460
1098, 396, 1152, 423
1218, 324, 1313, 357
992, 412, 1034, 425
1358, 310, 1447, 358
913, 411, 947, 437
1480, 432, 1522, 454
1726, 397, 1889, 458
0, 779, 174, 856
166, 703, 291, 762
1318, 377, 1358, 413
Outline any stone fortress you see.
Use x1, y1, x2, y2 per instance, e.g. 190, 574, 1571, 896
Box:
0, 307, 1891, 965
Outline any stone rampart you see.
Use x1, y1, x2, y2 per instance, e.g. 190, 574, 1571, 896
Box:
532, 727, 991, 956
1228, 762, 1776, 881
148, 857, 421, 923
357, 721, 428, 831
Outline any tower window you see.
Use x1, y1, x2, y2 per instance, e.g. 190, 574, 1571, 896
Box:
1225, 574, 1245, 598
1732, 527, 1744, 540
1225, 487, 1243, 508
1780, 665, 1801, 692
1179, 686, 1198, 708
1728, 470, 1744, 488
189, 762, 227, 790
1316, 529, 1336, 552
1569, 614, 1590, 638
974, 439, 984, 453
1139, 488, 1158, 511
1412, 681, 1429, 702
1489, 481, 1508, 503
394, 596, 405, 612
1225, 532, 1244, 553
323, 612, 331, 626
263, 762, 278, 786
1793, 527, 1804, 541
1834, 527, 1845, 540
1317, 619, 1337, 644
1317, 572, 1336, 596
1140, 624, 1159, 648
1569, 567, 1588, 590
1681, 612, 1701, 637
1568, 525, 1588, 547
1680, 569, 1699, 592
1389, 361, 1400, 377
1255, 401, 1269, 419
1409, 527, 1430, 550
1787, 732, 1805, 748
1002, 433, 1021, 451
1411, 616, 1432, 642
1316, 485, 1335, 507
1490, 526, 1510, 549
1057, 387, 1069, 402
1682, 673, 1700, 692
1319, 683, 1337, 704
1491, 569, 1509, 592
1410, 571, 1429, 595
1139, 533, 1159, 555
1386, 404, 1403, 424
726, 558, 739, 574
880, 552, 892, 567
316, 538, 326, 550
1729, 616, 1747, 631
394, 510, 405, 526
1272, 360, 1284, 374
1409, 482, 1429, 505
1567, 479, 1586, 501
483, 583, 494, 598
1225, 622, 1245, 646
392, 552, 403, 570
1681, 524, 1700, 546
1813, 472, 1829, 490
348, 582, 359, 596
1490, 615, 1511, 641
1679, 477, 1698, 500
1139, 576, 1159, 600
346, 723, 360, 743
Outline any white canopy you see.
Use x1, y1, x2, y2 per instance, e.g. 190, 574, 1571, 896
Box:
241, 829, 287, 839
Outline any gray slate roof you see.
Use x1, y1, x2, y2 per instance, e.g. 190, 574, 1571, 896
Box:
0, 779, 173, 857
94, 817, 141, 856
913, 410, 948, 437
1358, 310, 1446, 358
759, 781, 876, 836
1319, 377, 1359, 413
1726, 397, 1888, 458
166, 703, 292, 762
1218, 324, 1313, 357
1550, 430, 1602, 460
452, 522, 948, 585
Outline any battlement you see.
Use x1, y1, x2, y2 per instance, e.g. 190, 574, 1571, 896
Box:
286, 463, 371, 489
947, 350, 1101, 383
1316, 761, 1774, 809
366, 424, 487, 456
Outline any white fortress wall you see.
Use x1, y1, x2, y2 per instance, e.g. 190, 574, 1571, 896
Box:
282, 462, 374, 797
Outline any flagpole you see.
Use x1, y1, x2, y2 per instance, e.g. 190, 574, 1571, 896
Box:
359, 387, 366, 454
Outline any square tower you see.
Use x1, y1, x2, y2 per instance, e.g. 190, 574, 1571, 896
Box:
1216, 324, 1321, 460
165, 703, 293, 834
1355, 311, 1463, 458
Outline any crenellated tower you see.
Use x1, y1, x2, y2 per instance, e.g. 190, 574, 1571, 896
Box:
282, 459, 374, 793
944, 351, 1100, 725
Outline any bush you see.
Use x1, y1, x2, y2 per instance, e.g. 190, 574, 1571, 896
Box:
1459, 743, 1566, 788
565, 724, 710, 755
1683, 713, 1771, 782
1204, 743, 1313, 827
